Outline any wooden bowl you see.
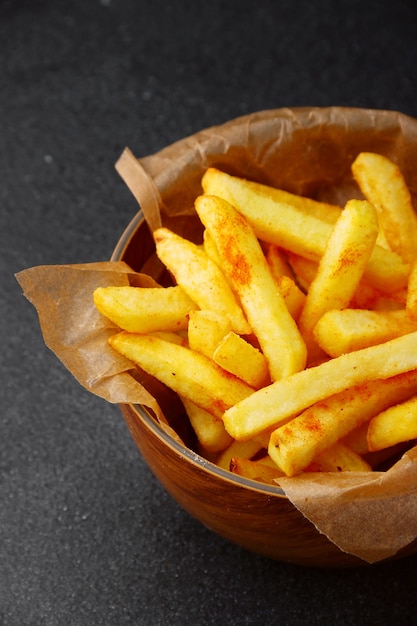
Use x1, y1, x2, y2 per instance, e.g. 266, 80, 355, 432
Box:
111, 108, 417, 567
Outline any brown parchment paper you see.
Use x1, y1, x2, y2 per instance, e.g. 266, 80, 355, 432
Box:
16, 107, 417, 563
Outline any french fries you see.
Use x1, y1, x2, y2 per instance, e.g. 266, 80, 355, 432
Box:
267, 371, 417, 476
96, 151, 417, 482
298, 199, 379, 353
153, 227, 251, 335
352, 152, 417, 263
195, 194, 307, 381
187, 310, 232, 358
223, 330, 417, 440
201, 167, 410, 293
109, 332, 255, 419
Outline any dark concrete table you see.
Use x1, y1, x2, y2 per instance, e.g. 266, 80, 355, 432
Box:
3, 0, 417, 623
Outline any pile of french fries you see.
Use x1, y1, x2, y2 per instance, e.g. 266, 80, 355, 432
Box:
94, 152, 417, 484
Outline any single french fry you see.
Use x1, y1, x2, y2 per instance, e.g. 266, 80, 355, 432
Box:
202, 168, 341, 261
188, 310, 232, 359
223, 330, 417, 441
367, 395, 417, 452
314, 308, 417, 357
153, 227, 251, 335
216, 437, 266, 471
230, 457, 284, 484
93, 285, 195, 333
213, 331, 270, 389
267, 370, 417, 476
109, 332, 254, 419
181, 397, 233, 453
201, 167, 410, 292
352, 152, 417, 263
195, 194, 307, 380
252, 183, 344, 224
298, 199, 379, 343
304, 441, 372, 473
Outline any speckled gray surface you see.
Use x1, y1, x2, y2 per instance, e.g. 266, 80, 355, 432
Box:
3, 0, 417, 624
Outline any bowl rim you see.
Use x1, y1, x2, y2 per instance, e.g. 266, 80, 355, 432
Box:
111, 208, 287, 498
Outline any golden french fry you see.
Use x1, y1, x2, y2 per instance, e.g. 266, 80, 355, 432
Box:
223, 330, 417, 441
202, 168, 340, 261
93, 285, 195, 333
230, 457, 284, 484
352, 152, 417, 263
109, 332, 254, 419
267, 370, 417, 476
304, 441, 372, 473
181, 397, 233, 453
204, 166, 344, 223
212, 331, 270, 389
153, 227, 251, 335
187, 310, 232, 359
252, 182, 344, 224
195, 194, 307, 380
216, 437, 266, 471
367, 395, 417, 452
298, 199, 379, 343
314, 308, 417, 357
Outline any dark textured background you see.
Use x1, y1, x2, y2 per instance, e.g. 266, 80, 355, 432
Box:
3, 0, 417, 624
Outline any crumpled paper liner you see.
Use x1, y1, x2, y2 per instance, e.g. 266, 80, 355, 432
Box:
16, 262, 187, 444
16, 107, 417, 564
278, 447, 417, 563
